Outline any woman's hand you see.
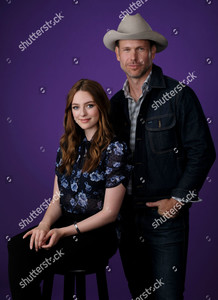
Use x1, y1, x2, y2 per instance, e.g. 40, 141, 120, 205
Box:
23, 221, 50, 252
41, 228, 64, 250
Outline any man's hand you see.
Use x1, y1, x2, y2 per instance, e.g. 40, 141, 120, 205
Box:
146, 198, 183, 218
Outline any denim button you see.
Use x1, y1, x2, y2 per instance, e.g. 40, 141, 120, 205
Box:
140, 177, 145, 183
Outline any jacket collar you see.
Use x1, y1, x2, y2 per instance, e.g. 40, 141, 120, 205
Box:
121, 64, 166, 98
149, 64, 166, 89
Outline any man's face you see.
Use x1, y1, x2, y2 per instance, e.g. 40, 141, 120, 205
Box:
115, 40, 156, 79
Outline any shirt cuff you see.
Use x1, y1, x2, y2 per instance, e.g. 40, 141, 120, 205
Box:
172, 196, 184, 203
172, 196, 202, 203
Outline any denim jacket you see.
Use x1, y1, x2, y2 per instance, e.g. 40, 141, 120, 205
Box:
110, 64, 216, 202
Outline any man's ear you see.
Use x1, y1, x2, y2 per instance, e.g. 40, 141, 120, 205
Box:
151, 44, 156, 60
115, 46, 120, 62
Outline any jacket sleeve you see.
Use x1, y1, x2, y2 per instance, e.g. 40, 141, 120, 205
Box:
171, 86, 216, 201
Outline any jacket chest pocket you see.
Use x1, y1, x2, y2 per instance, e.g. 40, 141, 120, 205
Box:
145, 114, 177, 154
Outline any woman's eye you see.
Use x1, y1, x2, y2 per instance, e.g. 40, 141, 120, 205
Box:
72, 106, 78, 110
87, 104, 94, 108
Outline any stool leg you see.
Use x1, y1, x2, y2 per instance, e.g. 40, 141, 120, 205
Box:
42, 273, 54, 300
76, 273, 86, 300
64, 273, 75, 300
96, 268, 109, 300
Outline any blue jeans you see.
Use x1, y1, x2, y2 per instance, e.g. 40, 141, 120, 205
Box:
119, 198, 189, 300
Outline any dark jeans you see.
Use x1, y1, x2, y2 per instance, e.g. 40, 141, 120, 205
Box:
119, 196, 189, 300
8, 215, 117, 300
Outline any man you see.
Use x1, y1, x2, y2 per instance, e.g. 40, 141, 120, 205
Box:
103, 14, 216, 299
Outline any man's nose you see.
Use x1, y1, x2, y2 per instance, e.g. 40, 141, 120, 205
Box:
130, 50, 137, 61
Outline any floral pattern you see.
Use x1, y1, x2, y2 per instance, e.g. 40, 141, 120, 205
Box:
55, 138, 132, 215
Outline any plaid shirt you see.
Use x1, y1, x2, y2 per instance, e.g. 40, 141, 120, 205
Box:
123, 72, 152, 152
122, 72, 152, 194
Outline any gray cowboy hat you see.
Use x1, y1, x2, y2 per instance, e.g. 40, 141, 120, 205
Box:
103, 14, 168, 53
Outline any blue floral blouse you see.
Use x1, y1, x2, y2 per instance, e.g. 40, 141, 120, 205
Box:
55, 138, 132, 216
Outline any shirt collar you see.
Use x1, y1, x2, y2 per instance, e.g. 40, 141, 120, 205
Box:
79, 136, 91, 154
81, 136, 92, 144
123, 71, 152, 100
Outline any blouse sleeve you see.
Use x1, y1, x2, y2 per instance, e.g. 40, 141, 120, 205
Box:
55, 147, 62, 176
105, 140, 133, 189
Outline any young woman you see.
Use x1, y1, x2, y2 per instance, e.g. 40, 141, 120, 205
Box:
8, 79, 132, 300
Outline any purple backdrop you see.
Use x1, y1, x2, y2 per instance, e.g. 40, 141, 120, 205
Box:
1, 0, 217, 299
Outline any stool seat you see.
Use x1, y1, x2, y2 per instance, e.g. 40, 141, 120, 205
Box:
42, 263, 109, 300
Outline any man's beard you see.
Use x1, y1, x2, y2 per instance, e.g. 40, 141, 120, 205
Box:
126, 65, 151, 79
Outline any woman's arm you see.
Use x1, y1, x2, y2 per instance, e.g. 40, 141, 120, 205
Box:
23, 175, 62, 251
42, 183, 126, 249
39, 175, 62, 227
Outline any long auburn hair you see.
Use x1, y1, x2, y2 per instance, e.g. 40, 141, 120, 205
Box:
58, 79, 114, 175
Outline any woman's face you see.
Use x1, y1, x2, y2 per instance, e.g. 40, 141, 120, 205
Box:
72, 90, 100, 140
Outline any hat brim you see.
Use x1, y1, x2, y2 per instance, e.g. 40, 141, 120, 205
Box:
103, 30, 168, 53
